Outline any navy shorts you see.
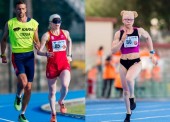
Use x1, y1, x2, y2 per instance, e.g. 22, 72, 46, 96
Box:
12, 51, 35, 82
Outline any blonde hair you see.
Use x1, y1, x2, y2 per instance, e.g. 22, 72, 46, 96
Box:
48, 23, 52, 30
120, 10, 138, 18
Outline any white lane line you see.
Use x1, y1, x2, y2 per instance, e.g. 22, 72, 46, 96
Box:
86, 104, 170, 111
86, 104, 168, 111
86, 107, 124, 111
101, 115, 170, 122
0, 118, 15, 122
0, 105, 12, 108
86, 112, 125, 116
86, 108, 170, 117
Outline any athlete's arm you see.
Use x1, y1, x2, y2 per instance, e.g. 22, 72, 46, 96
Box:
138, 28, 154, 52
37, 32, 50, 57
111, 31, 126, 54
65, 30, 72, 56
33, 27, 41, 50
0, 22, 8, 63
138, 28, 157, 65
64, 30, 72, 62
37, 32, 53, 57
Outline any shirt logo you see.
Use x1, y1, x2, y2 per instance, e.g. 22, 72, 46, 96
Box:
61, 35, 64, 38
22, 28, 34, 31
62, 45, 66, 49
13, 27, 21, 31
51, 36, 54, 40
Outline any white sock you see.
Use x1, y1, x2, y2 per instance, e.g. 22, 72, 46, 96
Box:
21, 111, 25, 115
17, 94, 22, 98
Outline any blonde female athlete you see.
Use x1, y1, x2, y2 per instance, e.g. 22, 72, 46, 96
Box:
37, 14, 72, 122
111, 10, 157, 122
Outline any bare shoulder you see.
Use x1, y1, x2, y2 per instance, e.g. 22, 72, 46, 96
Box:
62, 29, 71, 40
2, 22, 9, 38
42, 31, 50, 41
115, 30, 121, 36
137, 27, 149, 37
114, 30, 121, 40
62, 29, 70, 36
137, 27, 145, 33
43, 31, 50, 37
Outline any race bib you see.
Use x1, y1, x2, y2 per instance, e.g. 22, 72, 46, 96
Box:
52, 40, 67, 52
124, 36, 138, 48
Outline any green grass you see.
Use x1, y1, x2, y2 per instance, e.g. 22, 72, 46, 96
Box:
42, 99, 85, 115
67, 104, 85, 115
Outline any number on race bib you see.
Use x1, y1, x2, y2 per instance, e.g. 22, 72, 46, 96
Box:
52, 40, 67, 52
124, 36, 138, 48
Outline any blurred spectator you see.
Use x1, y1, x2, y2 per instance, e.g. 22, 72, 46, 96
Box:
152, 65, 161, 82
112, 52, 123, 98
96, 46, 104, 73
87, 66, 98, 98
142, 69, 152, 81
114, 73, 123, 98
136, 49, 161, 97
151, 53, 161, 82
138, 48, 152, 83
102, 55, 116, 98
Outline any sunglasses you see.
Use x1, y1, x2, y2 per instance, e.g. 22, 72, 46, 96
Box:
52, 18, 62, 24
123, 19, 134, 21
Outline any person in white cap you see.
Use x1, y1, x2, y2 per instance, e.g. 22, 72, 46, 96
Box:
37, 14, 72, 122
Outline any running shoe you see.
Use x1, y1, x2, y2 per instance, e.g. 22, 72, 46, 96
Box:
129, 98, 136, 110
58, 101, 67, 114
18, 114, 29, 122
50, 114, 56, 122
124, 113, 131, 122
14, 96, 22, 111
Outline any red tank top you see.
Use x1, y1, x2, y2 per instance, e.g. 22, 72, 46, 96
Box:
46, 30, 68, 62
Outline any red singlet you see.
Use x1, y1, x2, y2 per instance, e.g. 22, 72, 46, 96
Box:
46, 30, 70, 78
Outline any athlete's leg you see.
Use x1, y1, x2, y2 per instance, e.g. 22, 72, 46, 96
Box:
21, 51, 35, 114
126, 62, 142, 98
119, 64, 131, 114
58, 70, 70, 102
21, 81, 32, 114
126, 62, 142, 111
14, 73, 28, 111
48, 78, 57, 115
17, 74, 28, 97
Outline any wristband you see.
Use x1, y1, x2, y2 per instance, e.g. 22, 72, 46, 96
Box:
150, 50, 155, 54
0, 54, 6, 58
67, 54, 72, 58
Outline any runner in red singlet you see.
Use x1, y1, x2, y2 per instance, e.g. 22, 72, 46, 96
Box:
37, 14, 72, 122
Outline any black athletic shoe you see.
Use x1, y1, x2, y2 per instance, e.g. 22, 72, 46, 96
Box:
18, 114, 29, 122
124, 113, 131, 122
130, 98, 136, 110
